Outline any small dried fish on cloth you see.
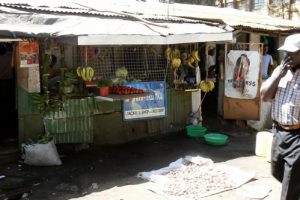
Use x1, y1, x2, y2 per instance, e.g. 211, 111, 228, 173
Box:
137, 156, 255, 200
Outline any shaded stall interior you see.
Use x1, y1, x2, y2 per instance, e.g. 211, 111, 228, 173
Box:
0, 42, 17, 142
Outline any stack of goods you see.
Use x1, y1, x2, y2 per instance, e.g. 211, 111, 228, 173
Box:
110, 85, 144, 95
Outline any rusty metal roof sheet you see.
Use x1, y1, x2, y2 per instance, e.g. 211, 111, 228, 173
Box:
0, 0, 298, 33
0, 11, 233, 44
168, 3, 300, 32
0, 1, 211, 24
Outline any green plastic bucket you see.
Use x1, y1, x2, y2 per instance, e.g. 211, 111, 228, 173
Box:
186, 125, 207, 138
204, 133, 229, 146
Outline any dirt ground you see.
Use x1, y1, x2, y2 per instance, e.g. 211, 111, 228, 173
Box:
0, 118, 281, 200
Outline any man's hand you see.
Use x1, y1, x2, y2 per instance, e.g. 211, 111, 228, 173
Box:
260, 55, 293, 102
280, 55, 295, 74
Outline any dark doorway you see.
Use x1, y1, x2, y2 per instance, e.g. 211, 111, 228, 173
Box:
0, 43, 17, 142
201, 44, 224, 119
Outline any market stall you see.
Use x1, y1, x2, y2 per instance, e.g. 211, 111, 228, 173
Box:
0, 3, 234, 144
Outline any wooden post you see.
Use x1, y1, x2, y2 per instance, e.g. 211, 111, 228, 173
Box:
248, 0, 254, 11
267, 0, 272, 15
233, 0, 238, 9
288, 0, 292, 20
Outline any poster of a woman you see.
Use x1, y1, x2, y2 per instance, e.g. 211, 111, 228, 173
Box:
232, 54, 250, 94
225, 50, 260, 99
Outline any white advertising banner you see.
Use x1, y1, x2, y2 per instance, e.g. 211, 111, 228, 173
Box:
225, 50, 260, 99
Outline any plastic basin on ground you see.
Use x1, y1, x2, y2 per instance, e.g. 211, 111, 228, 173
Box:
204, 133, 229, 146
186, 125, 207, 138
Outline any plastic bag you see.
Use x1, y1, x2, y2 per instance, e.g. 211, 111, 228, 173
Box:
22, 140, 62, 166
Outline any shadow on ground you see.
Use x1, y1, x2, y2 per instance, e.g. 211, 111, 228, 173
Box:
0, 116, 257, 200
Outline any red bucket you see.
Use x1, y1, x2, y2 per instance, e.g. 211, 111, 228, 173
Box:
99, 86, 109, 96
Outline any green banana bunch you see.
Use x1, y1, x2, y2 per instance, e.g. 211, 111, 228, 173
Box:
76, 66, 95, 81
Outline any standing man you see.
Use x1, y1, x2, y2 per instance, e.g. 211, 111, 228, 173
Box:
260, 34, 300, 200
262, 45, 274, 80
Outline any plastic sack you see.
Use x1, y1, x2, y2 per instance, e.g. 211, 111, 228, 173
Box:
22, 140, 62, 166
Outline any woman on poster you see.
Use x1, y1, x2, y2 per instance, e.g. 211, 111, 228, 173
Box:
232, 54, 250, 94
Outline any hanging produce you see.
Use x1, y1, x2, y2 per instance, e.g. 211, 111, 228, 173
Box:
76, 66, 95, 81
171, 58, 182, 70
164, 47, 182, 69
115, 67, 128, 80
199, 80, 215, 92
191, 50, 200, 62
164, 47, 172, 60
187, 56, 195, 68
112, 67, 129, 84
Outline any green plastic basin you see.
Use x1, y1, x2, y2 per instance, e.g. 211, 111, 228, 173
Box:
186, 125, 207, 138
204, 133, 229, 146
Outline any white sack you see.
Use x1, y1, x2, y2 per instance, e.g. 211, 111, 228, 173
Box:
22, 140, 62, 166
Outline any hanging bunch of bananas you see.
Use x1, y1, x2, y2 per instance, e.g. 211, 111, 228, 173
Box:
191, 50, 200, 62
186, 55, 195, 69
200, 80, 215, 93
170, 58, 181, 70
76, 66, 95, 81
165, 47, 172, 60
165, 47, 182, 70
180, 49, 200, 69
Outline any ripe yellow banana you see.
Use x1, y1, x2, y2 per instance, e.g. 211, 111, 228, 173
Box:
171, 58, 181, 69
81, 67, 87, 81
187, 61, 194, 69
189, 56, 195, 64
208, 81, 215, 91
76, 67, 82, 77
191, 50, 200, 62
86, 66, 95, 81
76, 66, 95, 81
187, 56, 195, 68
200, 81, 208, 92
86, 67, 90, 81
173, 48, 181, 58
165, 47, 172, 60
200, 80, 215, 92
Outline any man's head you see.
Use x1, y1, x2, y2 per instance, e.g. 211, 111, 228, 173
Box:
263, 45, 269, 55
278, 34, 300, 52
278, 34, 300, 67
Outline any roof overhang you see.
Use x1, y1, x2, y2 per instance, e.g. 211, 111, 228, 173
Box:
77, 32, 233, 45
0, 13, 233, 45
0, 1, 299, 36
0, 38, 23, 42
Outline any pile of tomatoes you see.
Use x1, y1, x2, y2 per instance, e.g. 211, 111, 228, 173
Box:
110, 85, 144, 95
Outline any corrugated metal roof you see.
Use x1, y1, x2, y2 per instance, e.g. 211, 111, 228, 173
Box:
0, 11, 232, 44
167, 3, 300, 32
0, 0, 299, 33
0, 0, 297, 43
0, 1, 212, 24
6, 0, 297, 33
0, 2, 126, 18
